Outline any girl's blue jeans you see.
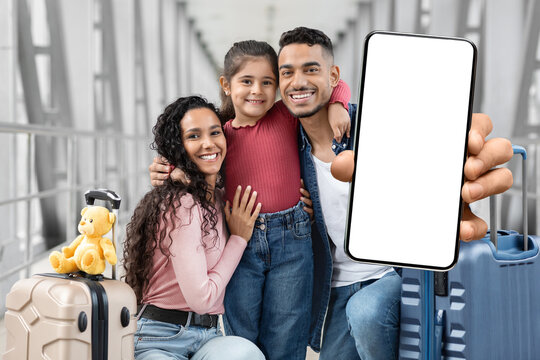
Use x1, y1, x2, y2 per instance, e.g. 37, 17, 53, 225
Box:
223, 201, 313, 360
134, 317, 264, 360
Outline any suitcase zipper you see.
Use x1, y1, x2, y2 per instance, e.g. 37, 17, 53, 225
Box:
79, 277, 109, 360
424, 270, 434, 360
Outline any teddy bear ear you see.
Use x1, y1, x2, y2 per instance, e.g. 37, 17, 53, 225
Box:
109, 213, 116, 224
81, 207, 88, 216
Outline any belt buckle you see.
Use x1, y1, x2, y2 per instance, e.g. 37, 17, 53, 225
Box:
192, 313, 216, 328
193, 313, 205, 327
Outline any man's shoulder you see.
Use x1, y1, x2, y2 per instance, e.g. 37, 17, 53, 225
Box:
348, 103, 357, 121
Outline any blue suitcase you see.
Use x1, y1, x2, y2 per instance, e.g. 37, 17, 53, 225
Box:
399, 146, 540, 359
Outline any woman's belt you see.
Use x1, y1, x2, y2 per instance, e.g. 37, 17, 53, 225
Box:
137, 304, 218, 328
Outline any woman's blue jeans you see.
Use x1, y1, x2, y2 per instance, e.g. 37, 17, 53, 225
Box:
319, 270, 402, 360
134, 317, 264, 360
223, 201, 313, 360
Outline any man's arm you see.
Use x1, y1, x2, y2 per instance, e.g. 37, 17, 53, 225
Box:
330, 112, 513, 241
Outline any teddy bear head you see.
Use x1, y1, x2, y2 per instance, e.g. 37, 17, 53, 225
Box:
78, 206, 116, 237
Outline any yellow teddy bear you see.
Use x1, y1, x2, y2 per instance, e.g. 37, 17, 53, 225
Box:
49, 206, 117, 275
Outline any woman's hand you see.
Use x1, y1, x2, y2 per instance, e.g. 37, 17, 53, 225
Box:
225, 185, 262, 241
300, 179, 314, 221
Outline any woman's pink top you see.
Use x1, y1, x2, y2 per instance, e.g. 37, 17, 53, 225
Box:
223, 80, 351, 213
142, 191, 247, 315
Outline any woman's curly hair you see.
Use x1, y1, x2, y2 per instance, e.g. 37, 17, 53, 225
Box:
123, 95, 224, 303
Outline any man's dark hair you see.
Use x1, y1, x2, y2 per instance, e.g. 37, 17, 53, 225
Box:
278, 27, 334, 59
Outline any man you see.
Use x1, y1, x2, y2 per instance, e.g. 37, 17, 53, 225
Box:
278, 27, 512, 360
150, 27, 513, 359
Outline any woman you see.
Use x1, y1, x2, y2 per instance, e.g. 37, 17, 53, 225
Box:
123, 95, 265, 360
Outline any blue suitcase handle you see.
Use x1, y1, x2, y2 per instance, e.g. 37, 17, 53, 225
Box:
488, 145, 531, 254
512, 145, 527, 159
482, 234, 538, 260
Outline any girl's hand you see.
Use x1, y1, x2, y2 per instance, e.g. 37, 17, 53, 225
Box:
225, 186, 262, 242
328, 102, 351, 143
300, 179, 314, 221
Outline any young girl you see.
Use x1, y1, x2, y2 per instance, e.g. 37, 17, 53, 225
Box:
219, 40, 350, 360
124, 96, 265, 360
150, 40, 350, 360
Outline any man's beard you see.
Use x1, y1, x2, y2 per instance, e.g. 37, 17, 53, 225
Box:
287, 102, 326, 119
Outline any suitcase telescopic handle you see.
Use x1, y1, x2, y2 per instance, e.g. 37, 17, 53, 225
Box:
489, 145, 527, 251
85, 189, 121, 209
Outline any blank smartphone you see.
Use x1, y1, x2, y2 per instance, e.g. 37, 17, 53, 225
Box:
344, 31, 476, 270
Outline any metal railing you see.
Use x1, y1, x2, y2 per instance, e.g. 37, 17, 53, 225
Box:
0, 121, 151, 283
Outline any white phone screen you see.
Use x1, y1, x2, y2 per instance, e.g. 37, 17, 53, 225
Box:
345, 32, 476, 270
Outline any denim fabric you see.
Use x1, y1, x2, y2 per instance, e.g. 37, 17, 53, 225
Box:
319, 270, 402, 360
299, 103, 357, 351
134, 317, 264, 360
223, 201, 313, 360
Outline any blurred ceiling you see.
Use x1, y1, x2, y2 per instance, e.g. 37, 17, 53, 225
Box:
185, 0, 359, 68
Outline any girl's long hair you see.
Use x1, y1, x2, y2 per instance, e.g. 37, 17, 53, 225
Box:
220, 40, 279, 121
123, 96, 224, 303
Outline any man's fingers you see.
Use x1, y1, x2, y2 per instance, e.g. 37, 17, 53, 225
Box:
300, 195, 312, 207
149, 162, 171, 175
151, 156, 170, 170
150, 171, 168, 187
150, 172, 169, 181
460, 205, 488, 241
150, 179, 165, 187
464, 138, 513, 181
300, 180, 312, 206
300, 179, 314, 219
303, 205, 314, 217
468, 113, 493, 155
299, 187, 311, 197
462, 167, 513, 203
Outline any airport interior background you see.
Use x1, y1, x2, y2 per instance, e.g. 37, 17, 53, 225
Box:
1, 0, 540, 357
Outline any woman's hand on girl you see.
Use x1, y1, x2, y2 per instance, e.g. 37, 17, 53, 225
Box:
225, 185, 262, 242
300, 179, 314, 221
